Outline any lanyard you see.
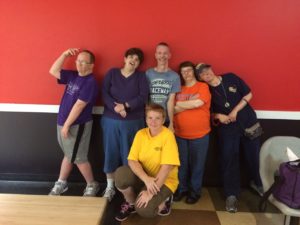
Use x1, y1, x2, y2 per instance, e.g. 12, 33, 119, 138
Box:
213, 78, 231, 108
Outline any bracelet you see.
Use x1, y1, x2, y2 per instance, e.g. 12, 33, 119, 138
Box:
123, 103, 131, 112
242, 98, 248, 104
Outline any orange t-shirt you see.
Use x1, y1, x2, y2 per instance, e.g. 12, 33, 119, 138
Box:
174, 82, 211, 139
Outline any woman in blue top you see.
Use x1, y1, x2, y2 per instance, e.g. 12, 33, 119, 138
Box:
196, 63, 263, 213
101, 48, 149, 201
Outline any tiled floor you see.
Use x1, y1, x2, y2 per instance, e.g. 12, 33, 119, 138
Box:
121, 187, 292, 225
0, 181, 299, 225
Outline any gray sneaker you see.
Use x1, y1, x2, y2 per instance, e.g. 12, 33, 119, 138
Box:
83, 181, 100, 197
226, 195, 238, 213
102, 187, 116, 202
49, 181, 68, 196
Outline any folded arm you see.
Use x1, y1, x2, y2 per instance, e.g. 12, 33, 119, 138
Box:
174, 99, 204, 114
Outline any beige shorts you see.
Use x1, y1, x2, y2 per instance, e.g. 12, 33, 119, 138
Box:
57, 120, 92, 164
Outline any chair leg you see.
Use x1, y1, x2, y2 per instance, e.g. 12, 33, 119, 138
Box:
284, 215, 291, 225
290, 216, 299, 225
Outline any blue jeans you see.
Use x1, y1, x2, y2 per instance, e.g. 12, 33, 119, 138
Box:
175, 134, 209, 196
218, 125, 262, 197
101, 117, 144, 173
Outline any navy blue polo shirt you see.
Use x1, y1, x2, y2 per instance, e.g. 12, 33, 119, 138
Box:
209, 73, 258, 129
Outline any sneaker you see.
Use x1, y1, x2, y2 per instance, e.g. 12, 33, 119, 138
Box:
102, 187, 116, 202
158, 196, 173, 216
83, 181, 100, 197
49, 181, 68, 196
115, 202, 136, 221
250, 180, 264, 197
225, 195, 238, 213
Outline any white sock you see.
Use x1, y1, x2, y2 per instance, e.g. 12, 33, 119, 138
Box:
106, 178, 114, 189
58, 179, 67, 184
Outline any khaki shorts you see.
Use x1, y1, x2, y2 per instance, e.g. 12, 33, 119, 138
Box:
57, 121, 92, 164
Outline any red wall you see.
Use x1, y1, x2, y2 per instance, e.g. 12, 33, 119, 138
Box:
1, 0, 300, 110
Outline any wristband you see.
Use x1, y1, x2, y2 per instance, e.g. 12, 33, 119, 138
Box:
123, 103, 131, 112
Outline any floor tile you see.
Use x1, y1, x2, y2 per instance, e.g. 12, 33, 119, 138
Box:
122, 209, 220, 225
208, 187, 280, 213
252, 213, 285, 225
217, 211, 257, 225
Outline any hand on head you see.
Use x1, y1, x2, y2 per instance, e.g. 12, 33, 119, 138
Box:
63, 48, 80, 57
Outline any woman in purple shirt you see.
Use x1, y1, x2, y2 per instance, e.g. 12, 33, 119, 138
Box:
101, 48, 149, 201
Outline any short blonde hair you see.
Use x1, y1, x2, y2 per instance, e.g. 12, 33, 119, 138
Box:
145, 103, 166, 119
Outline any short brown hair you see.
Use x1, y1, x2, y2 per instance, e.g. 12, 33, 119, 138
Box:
81, 49, 95, 64
124, 47, 144, 64
145, 103, 166, 119
178, 61, 197, 84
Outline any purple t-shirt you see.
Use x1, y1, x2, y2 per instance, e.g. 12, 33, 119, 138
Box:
57, 70, 99, 126
102, 68, 149, 120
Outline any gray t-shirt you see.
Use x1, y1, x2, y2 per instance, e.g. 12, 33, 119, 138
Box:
146, 68, 181, 109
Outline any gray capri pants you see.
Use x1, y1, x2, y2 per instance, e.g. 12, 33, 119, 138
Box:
115, 165, 172, 218
57, 120, 92, 164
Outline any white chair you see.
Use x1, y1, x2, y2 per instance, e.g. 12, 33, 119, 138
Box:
260, 136, 300, 225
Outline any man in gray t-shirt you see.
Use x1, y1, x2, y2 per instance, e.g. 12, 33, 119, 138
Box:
146, 42, 181, 132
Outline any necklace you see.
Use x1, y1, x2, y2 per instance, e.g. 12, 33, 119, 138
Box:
213, 77, 230, 108
220, 81, 230, 108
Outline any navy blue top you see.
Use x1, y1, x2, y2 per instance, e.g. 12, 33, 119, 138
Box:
57, 70, 99, 126
102, 68, 149, 120
209, 73, 258, 129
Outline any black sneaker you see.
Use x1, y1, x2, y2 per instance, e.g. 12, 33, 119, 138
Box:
115, 202, 136, 221
158, 196, 173, 216
173, 190, 188, 202
185, 192, 200, 204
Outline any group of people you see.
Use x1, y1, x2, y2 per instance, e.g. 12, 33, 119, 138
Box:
48, 42, 263, 221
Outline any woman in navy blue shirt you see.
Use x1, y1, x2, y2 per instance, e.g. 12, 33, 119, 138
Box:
196, 63, 263, 213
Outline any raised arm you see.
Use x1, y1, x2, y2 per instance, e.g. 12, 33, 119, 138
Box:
49, 48, 79, 79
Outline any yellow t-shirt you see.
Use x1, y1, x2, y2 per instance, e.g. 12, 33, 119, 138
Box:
128, 126, 180, 193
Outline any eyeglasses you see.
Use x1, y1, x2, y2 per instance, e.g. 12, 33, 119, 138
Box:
75, 60, 92, 65
181, 68, 194, 74
199, 68, 211, 75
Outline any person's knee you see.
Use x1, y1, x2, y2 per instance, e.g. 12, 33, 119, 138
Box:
115, 165, 134, 189
74, 158, 88, 164
135, 204, 158, 218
